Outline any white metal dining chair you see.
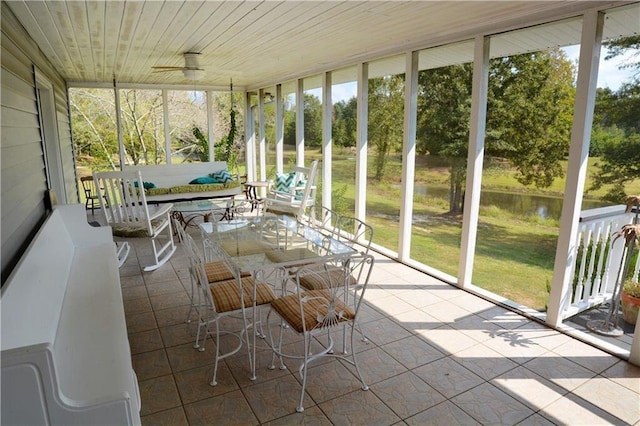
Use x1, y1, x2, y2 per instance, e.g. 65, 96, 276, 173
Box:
183, 232, 276, 386
94, 170, 176, 271
267, 253, 374, 412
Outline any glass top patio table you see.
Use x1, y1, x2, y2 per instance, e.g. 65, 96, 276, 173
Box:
198, 214, 355, 273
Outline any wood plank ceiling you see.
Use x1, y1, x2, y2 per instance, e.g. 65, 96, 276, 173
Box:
4, 1, 636, 91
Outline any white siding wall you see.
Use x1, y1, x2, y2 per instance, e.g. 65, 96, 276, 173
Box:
1, 3, 77, 283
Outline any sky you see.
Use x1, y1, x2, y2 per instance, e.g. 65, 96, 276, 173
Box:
322, 45, 636, 103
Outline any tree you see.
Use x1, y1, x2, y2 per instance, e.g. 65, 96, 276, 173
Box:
369, 74, 405, 181
417, 63, 473, 212
333, 97, 357, 147
417, 49, 575, 213
283, 93, 322, 148
590, 35, 640, 201
486, 49, 575, 188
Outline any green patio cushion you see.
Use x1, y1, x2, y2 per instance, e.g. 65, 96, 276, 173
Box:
145, 187, 171, 196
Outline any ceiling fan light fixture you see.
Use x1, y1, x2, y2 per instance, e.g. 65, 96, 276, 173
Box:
183, 69, 205, 80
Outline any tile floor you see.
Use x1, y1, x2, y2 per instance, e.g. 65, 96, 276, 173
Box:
117, 225, 640, 425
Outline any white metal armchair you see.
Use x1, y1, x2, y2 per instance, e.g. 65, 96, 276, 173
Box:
94, 170, 176, 271
264, 160, 319, 219
267, 253, 375, 412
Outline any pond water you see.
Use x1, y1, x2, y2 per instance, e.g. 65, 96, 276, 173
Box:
413, 184, 607, 220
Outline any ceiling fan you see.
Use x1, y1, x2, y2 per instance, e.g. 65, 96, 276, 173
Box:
152, 52, 205, 80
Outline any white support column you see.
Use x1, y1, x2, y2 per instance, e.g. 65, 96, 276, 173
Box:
206, 90, 214, 162
458, 36, 490, 288
113, 83, 125, 168
296, 79, 305, 167
398, 51, 418, 261
258, 89, 266, 182
245, 91, 255, 181
355, 63, 368, 220
276, 84, 284, 174
162, 89, 171, 164
322, 71, 333, 210
547, 11, 604, 327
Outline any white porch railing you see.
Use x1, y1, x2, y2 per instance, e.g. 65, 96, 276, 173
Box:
561, 205, 638, 320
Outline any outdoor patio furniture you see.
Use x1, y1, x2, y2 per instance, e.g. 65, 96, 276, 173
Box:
267, 252, 375, 412
94, 170, 177, 271
264, 160, 319, 219
80, 175, 101, 215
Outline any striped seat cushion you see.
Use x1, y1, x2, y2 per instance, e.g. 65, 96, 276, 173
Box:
298, 268, 355, 291
270, 290, 355, 333
209, 277, 275, 313
204, 260, 251, 283
265, 247, 319, 265
220, 240, 274, 256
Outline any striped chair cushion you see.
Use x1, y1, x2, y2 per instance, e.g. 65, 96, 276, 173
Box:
298, 268, 355, 291
220, 240, 273, 256
209, 277, 275, 313
270, 290, 355, 334
265, 247, 318, 265
204, 260, 251, 283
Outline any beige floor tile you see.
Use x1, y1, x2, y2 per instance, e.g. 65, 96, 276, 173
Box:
123, 296, 153, 315
481, 328, 550, 363
523, 354, 596, 392
133, 349, 172, 381
154, 304, 192, 328
449, 292, 497, 314
572, 375, 640, 424
417, 325, 478, 355
184, 389, 259, 425
381, 335, 446, 369
146, 279, 187, 297
141, 407, 189, 426
396, 288, 444, 309
424, 285, 464, 301
165, 342, 215, 373
318, 388, 401, 425
412, 357, 484, 399
372, 371, 446, 419
243, 374, 309, 423
515, 412, 556, 426
300, 359, 367, 403
539, 391, 626, 425
149, 291, 191, 311
341, 346, 408, 385
121, 274, 145, 288
451, 382, 534, 425
159, 322, 198, 348
359, 316, 414, 346
491, 366, 567, 411
174, 364, 239, 404
263, 405, 332, 425
452, 313, 511, 344
143, 266, 180, 284
226, 346, 292, 387
122, 285, 149, 301
550, 338, 620, 374
602, 360, 640, 393
126, 311, 158, 334
138, 375, 182, 417
129, 328, 165, 355
369, 294, 417, 317
405, 400, 481, 426
423, 299, 475, 324
392, 308, 442, 333
478, 306, 531, 329
453, 343, 519, 380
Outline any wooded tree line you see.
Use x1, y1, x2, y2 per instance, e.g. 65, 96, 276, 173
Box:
72, 37, 638, 211
285, 38, 638, 212
71, 89, 243, 169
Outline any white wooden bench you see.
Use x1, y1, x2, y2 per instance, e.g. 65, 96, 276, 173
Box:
1, 204, 141, 425
124, 162, 242, 203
